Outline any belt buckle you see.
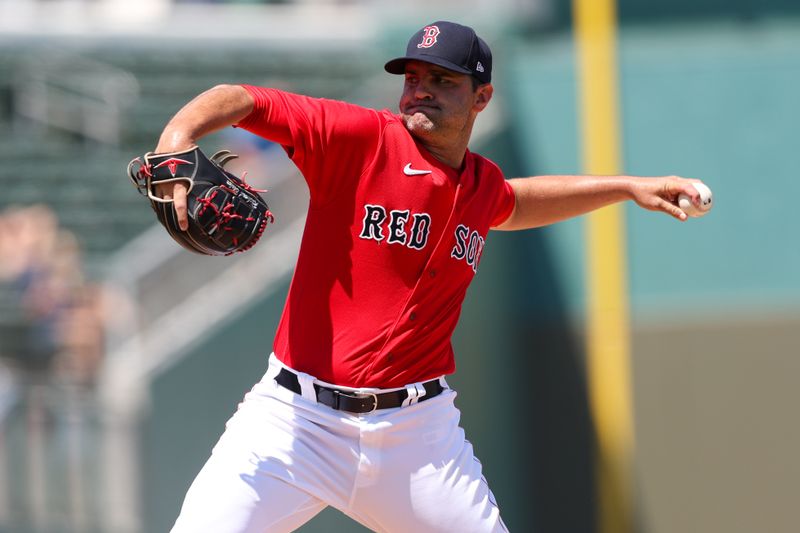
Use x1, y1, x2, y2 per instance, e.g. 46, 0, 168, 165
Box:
362, 392, 378, 414
335, 390, 378, 414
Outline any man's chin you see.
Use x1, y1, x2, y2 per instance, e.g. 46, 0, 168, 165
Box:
402, 112, 435, 133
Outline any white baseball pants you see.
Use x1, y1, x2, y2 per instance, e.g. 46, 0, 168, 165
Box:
170, 354, 508, 533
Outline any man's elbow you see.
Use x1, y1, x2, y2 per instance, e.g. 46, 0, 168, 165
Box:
491, 205, 522, 231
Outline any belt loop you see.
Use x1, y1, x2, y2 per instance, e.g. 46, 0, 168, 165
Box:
295, 371, 318, 403
401, 383, 427, 407
401, 384, 419, 407
265, 353, 281, 382
414, 382, 427, 401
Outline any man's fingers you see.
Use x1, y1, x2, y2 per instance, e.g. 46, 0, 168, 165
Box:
652, 181, 688, 220
660, 197, 688, 221
172, 182, 189, 231
156, 184, 172, 201
152, 182, 189, 231
679, 184, 701, 206
671, 177, 703, 206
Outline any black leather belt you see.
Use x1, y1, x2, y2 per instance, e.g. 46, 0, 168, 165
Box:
274, 368, 444, 414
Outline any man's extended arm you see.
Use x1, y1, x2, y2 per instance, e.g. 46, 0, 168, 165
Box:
493, 174, 703, 231
153, 84, 255, 230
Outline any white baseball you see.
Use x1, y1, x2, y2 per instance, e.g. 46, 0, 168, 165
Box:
678, 182, 713, 218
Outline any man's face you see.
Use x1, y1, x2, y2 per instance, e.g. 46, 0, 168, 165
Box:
399, 60, 491, 142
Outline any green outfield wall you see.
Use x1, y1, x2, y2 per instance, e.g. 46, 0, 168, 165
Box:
500, 15, 800, 533
506, 17, 800, 322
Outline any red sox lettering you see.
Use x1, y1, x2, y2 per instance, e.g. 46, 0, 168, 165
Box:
359, 204, 487, 273
359, 204, 432, 250
451, 224, 486, 273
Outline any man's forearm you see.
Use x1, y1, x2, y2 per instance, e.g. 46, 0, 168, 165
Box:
495, 174, 697, 231
496, 175, 634, 230
155, 84, 255, 153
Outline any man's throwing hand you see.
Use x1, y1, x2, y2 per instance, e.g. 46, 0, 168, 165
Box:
630, 176, 708, 221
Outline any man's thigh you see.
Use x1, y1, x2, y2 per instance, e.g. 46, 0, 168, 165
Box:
170, 448, 326, 533
169, 375, 357, 533
350, 392, 508, 532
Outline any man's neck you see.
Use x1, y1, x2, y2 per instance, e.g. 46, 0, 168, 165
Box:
422, 143, 467, 170
403, 113, 476, 169
414, 128, 472, 169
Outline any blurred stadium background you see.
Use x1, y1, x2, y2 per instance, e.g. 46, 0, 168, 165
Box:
0, 0, 799, 532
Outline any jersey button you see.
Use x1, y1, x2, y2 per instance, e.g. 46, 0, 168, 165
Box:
429, 269, 437, 278
409, 312, 417, 321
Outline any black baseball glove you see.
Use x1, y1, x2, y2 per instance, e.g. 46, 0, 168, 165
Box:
127, 146, 273, 256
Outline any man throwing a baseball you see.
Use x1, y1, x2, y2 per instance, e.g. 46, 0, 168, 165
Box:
154, 21, 704, 533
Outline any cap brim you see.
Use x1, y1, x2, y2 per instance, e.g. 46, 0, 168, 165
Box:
384, 55, 473, 76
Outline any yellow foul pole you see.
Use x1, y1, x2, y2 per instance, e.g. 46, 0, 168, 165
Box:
572, 1, 634, 532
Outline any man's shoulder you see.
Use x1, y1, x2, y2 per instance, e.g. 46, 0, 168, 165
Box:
468, 151, 504, 178
265, 88, 394, 122
319, 101, 403, 135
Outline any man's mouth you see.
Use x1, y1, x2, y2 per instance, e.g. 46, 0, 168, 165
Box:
405, 104, 438, 114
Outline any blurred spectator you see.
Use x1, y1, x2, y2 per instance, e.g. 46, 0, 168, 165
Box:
55, 283, 125, 388
0, 204, 129, 532
0, 204, 108, 388
0, 204, 62, 374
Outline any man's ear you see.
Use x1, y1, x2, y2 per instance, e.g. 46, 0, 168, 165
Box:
474, 84, 493, 112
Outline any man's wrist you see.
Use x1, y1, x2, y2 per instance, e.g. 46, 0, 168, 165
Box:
155, 128, 196, 154
615, 175, 640, 201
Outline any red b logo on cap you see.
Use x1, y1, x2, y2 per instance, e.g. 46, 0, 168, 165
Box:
417, 25, 440, 49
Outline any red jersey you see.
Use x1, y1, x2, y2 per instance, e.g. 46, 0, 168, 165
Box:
237, 86, 515, 388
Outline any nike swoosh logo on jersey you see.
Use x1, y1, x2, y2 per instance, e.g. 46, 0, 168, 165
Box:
403, 163, 432, 176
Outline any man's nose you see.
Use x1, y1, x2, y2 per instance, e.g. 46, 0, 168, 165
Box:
413, 80, 434, 100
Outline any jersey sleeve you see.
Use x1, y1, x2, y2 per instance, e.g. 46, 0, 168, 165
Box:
490, 172, 516, 228
236, 85, 383, 206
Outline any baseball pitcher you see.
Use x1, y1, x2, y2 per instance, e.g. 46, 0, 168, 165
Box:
135, 21, 706, 533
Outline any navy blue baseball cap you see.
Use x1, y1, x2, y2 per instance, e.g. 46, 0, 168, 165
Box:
384, 21, 492, 84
